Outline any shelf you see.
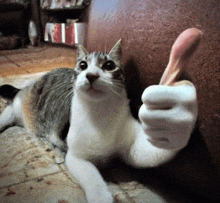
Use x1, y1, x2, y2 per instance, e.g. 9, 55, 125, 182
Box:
41, 6, 86, 13
0, 3, 26, 11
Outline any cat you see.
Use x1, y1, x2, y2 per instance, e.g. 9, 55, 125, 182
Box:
0, 40, 197, 203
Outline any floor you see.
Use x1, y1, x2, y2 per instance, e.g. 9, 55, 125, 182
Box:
0, 45, 77, 77
0, 46, 203, 203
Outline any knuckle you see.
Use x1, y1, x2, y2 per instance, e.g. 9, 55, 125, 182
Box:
179, 85, 197, 103
141, 85, 160, 103
175, 112, 195, 125
138, 105, 148, 121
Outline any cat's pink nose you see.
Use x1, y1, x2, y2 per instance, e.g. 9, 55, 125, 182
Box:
86, 73, 99, 84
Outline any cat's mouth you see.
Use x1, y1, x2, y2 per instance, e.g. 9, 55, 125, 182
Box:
78, 82, 107, 98
86, 86, 104, 95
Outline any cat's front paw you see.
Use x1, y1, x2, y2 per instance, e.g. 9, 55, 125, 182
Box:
139, 82, 197, 149
87, 186, 113, 203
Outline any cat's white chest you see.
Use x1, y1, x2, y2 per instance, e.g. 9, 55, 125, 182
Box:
67, 93, 135, 161
67, 124, 118, 164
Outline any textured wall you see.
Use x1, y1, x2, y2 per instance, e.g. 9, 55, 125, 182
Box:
84, 0, 220, 170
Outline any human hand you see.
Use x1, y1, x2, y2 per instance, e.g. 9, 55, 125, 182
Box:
139, 81, 197, 149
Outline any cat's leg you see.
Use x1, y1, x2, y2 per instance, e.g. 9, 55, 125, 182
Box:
65, 151, 113, 203
125, 132, 179, 168
0, 105, 15, 132
0, 85, 23, 132
46, 132, 67, 152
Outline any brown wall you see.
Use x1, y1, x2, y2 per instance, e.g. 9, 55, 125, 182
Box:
84, 0, 220, 168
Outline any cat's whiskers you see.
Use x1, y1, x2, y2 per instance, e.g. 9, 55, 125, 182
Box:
75, 79, 124, 97
42, 82, 74, 103
106, 86, 122, 97
63, 88, 74, 100
98, 81, 124, 97
102, 78, 125, 89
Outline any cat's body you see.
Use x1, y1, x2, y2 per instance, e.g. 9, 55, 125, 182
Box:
0, 40, 197, 203
0, 68, 76, 151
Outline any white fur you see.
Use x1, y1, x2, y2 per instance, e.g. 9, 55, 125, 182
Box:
12, 96, 24, 126
0, 105, 15, 131
0, 94, 24, 131
65, 63, 187, 203
47, 132, 66, 150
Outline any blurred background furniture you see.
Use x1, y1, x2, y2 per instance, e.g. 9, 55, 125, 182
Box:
0, 0, 31, 48
0, 0, 90, 48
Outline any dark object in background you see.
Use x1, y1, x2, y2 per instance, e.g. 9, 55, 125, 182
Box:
0, 35, 22, 50
0, 2, 30, 49
0, 0, 41, 49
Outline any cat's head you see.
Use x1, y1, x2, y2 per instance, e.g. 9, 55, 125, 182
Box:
74, 40, 126, 101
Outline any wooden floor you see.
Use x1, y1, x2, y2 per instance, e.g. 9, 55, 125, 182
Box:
0, 45, 77, 77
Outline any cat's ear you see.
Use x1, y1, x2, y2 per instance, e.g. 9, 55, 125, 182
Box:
77, 45, 89, 60
109, 39, 122, 61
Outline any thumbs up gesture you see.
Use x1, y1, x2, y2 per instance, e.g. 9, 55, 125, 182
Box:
139, 28, 202, 149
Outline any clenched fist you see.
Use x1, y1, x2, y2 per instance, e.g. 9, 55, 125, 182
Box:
139, 81, 197, 150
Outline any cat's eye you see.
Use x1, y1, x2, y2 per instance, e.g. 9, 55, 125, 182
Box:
79, 61, 88, 70
102, 61, 117, 72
